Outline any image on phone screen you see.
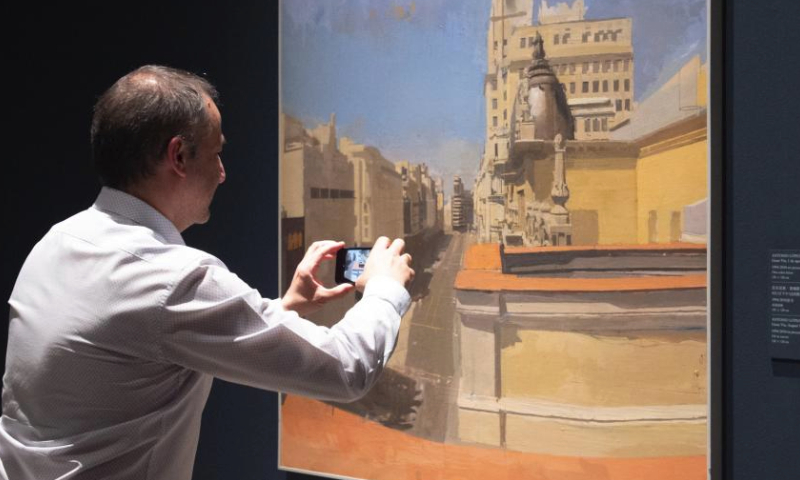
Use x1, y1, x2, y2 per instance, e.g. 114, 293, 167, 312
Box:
343, 248, 369, 283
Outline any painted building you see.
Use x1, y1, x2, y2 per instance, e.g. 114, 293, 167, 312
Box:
395, 161, 421, 236
280, 113, 356, 325
476, 45, 708, 247
486, 0, 634, 148
455, 243, 707, 458
395, 161, 443, 237
452, 175, 474, 231
435, 178, 446, 234
339, 137, 404, 247
281, 113, 357, 245
420, 165, 440, 232
611, 55, 709, 244
477, 0, 636, 244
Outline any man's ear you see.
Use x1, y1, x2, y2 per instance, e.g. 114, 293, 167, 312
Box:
165, 136, 189, 178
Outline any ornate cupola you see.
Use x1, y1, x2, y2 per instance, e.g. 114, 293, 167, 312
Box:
524, 32, 575, 140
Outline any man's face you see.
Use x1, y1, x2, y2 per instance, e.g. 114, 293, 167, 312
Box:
186, 97, 226, 226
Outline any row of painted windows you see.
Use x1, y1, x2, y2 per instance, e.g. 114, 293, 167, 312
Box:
513, 59, 631, 84
549, 59, 631, 76
310, 187, 355, 199
490, 95, 630, 128
586, 58, 630, 74
581, 29, 624, 43
584, 118, 609, 132
576, 78, 631, 94
517, 28, 625, 49
488, 79, 630, 124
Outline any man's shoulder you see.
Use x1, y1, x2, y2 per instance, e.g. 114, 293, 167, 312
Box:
47, 207, 225, 272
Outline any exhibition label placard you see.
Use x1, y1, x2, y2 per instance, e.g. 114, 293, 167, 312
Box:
769, 250, 800, 360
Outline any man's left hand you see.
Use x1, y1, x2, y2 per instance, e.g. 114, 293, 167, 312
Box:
281, 241, 354, 316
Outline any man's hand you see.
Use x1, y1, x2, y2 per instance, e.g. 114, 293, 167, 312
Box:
355, 236, 414, 292
282, 241, 354, 316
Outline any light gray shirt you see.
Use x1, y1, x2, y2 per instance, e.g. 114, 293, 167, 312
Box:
0, 187, 410, 480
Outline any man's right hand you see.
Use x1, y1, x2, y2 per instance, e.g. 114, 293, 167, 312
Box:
355, 237, 414, 292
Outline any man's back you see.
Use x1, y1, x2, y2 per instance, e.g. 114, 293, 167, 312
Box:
1, 188, 411, 480
2, 189, 214, 479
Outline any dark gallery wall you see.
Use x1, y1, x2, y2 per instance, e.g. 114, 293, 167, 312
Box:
723, 1, 800, 480
2, 1, 798, 480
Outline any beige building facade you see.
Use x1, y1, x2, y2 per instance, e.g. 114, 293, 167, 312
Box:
476, 4, 708, 249
452, 175, 473, 232
477, 0, 636, 244
485, 0, 634, 146
395, 161, 443, 237
280, 113, 356, 325
339, 138, 404, 247
280, 113, 357, 247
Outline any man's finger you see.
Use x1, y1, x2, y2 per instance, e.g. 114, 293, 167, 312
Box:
372, 236, 390, 251
309, 241, 344, 263
317, 282, 354, 301
317, 240, 345, 257
388, 238, 405, 255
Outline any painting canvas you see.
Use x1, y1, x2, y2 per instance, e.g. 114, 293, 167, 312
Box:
279, 1, 711, 479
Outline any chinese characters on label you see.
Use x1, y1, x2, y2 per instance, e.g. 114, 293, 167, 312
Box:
770, 250, 800, 360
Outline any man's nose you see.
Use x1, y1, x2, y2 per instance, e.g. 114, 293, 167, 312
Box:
219, 159, 226, 184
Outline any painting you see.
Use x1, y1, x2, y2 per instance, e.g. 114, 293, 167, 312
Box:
279, 1, 711, 479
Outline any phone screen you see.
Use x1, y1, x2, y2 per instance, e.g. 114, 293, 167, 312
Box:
336, 247, 371, 284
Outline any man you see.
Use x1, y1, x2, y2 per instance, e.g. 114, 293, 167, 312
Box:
0, 65, 414, 479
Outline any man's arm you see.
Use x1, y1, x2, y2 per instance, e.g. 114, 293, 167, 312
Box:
155, 237, 413, 402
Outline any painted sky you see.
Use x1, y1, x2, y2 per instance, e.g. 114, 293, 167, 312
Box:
281, 0, 707, 196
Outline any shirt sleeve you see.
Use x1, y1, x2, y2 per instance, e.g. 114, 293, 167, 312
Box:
157, 259, 411, 402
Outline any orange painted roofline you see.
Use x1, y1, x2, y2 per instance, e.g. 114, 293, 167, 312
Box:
462, 243, 503, 270
504, 242, 708, 255
463, 243, 707, 272
458, 242, 707, 292
455, 270, 707, 292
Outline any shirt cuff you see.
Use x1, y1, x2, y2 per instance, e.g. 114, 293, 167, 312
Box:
362, 275, 412, 316
268, 295, 291, 316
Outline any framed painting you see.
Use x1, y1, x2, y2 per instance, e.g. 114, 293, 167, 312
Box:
278, 1, 722, 479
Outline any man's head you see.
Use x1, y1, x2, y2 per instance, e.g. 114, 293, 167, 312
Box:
91, 65, 226, 230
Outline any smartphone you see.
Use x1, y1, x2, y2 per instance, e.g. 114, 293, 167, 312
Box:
335, 247, 371, 284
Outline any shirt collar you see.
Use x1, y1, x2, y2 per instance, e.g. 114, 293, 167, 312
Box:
92, 187, 185, 246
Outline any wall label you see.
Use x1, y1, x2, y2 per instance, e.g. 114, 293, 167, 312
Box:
770, 250, 800, 360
